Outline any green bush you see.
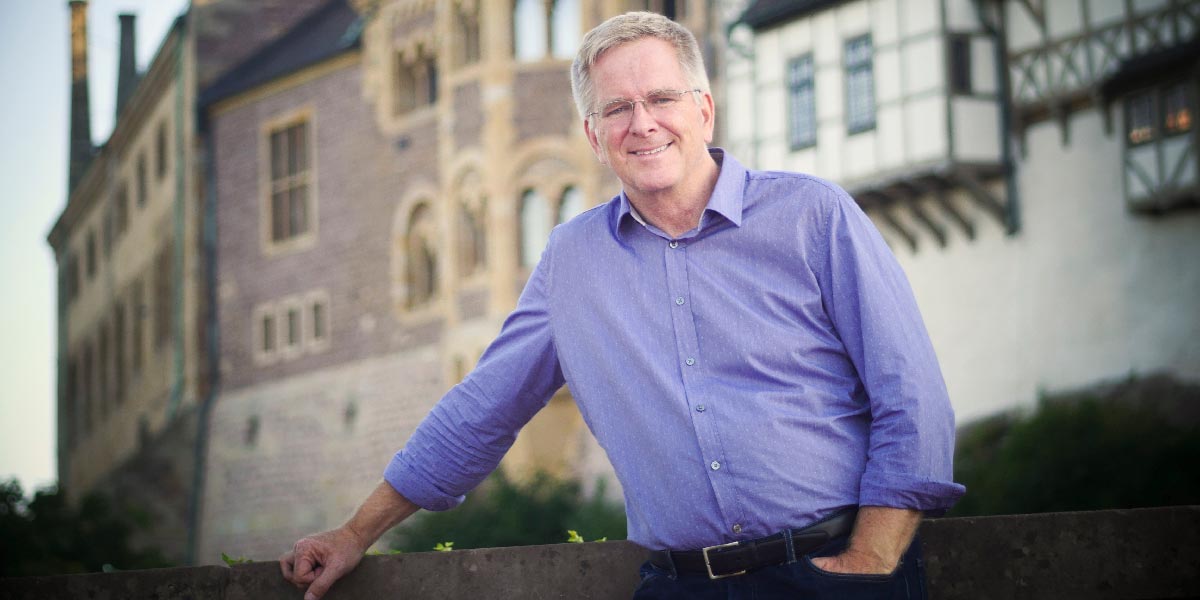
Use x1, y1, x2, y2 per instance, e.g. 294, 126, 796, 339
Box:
951, 375, 1200, 517
387, 469, 626, 552
0, 480, 172, 576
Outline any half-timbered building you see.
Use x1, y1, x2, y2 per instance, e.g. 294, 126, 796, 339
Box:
725, 0, 1199, 421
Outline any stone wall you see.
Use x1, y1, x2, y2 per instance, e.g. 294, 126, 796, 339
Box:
6, 507, 1198, 600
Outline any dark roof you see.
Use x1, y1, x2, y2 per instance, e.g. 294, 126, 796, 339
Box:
1099, 39, 1200, 98
199, 0, 362, 108
739, 0, 844, 30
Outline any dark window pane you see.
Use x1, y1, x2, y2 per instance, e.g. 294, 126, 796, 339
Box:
1127, 92, 1155, 145
950, 35, 971, 94
788, 55, 816, 149
263, 315, 275, 352
312, 303, 325, 340
1164, 83, 1193, 135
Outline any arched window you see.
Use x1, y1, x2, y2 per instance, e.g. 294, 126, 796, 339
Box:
455, 2, 481, 66
406, 204, 439, 308
514, 0, 547, 62
550, 0, 581, 59
459, 196, 487, 276
520, 189, 551, 268
557, 185, 584, 224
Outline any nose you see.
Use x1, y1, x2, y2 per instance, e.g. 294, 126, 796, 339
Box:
627, 100, 657, 136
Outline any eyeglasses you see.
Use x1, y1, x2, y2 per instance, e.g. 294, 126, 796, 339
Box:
587, 89, 702, 126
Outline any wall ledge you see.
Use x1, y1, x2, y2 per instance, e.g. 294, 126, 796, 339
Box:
3, 506, 1198, 599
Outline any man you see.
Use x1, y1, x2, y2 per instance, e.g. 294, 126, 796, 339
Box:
282, 12, 963, 599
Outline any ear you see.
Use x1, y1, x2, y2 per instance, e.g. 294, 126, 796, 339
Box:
584, 117, 607, 164
699, 91, 716, 144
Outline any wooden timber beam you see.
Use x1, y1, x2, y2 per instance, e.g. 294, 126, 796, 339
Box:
953, 169, 1009, 231
885, 182, 948, 248
934, 190, 976, 241
861, 191, 918, 253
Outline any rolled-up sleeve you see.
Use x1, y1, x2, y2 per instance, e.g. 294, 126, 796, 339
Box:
384, 234, 565, 511
816, 186, 965, 512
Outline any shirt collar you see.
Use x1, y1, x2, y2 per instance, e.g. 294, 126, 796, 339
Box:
613, 147, 746, 240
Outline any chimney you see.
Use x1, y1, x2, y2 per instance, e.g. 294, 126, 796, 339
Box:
115, 13, 139, 119
68, 0, 93, 192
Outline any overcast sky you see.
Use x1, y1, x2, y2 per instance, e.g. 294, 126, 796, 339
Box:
0, 0, 189, 493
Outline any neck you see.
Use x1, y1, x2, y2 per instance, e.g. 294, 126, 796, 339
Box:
627, 152, 720, 238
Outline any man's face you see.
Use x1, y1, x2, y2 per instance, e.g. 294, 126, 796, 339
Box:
583, 37, 715, 202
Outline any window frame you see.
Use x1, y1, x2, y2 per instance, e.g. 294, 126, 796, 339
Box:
260, 109, 319, 255
1120, 77, 1199, 211
786, 53, 817, 151
844, 34, 877, 135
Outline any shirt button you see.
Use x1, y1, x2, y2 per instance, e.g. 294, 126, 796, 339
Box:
710, 461, 721, 471
669, 240, 679, 249
732, 524, 742, 534
685, 358, 696, 366
695, 405, 705, 412
675, 296, 685, 305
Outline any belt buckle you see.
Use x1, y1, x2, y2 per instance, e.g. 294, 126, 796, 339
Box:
701, 541, 747, 580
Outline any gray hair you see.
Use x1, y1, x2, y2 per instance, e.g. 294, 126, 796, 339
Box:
570, 12, 710, 121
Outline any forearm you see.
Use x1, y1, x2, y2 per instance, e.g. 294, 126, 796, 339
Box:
342, 481, 421, 550
844, 506, 921, 570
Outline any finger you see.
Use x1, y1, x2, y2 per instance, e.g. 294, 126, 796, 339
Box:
305, 562, 345, 600
294, 555, 316, 580
280, 552, 295, 580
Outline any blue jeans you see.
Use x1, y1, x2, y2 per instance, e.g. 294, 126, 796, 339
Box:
632, 534, 926, 599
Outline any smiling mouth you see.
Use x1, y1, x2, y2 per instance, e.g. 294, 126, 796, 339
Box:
631, 143, 671, 156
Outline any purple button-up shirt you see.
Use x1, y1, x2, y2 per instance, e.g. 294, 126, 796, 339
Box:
385, 150, 964, 551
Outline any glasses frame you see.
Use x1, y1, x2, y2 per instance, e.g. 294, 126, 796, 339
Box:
587, 88, 703, 125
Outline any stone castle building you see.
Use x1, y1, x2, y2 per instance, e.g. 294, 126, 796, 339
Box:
194, 0, 723, 562
48, 0, 341, 563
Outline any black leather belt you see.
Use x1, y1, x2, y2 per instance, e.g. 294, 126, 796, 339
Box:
648, 509, 857, 579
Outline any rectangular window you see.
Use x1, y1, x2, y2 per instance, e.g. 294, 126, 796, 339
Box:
261, 314, 276, 353
286, 307, 300, 348
311, 301, 325, 341
269, 120, 312, 242
1164, 82, 1194, 135
115, 182, 129, 238
64, 254, 77, 304
103, 209, 114, 258
137, 154, 148, 207
1122, 80, 1198, 210
1127, 92, 1155, 145
156, 121, 169, 180
845, 35, 876, 134
787, 54, 816, 150
949, 35, 972, 95
86, 230, 97, 280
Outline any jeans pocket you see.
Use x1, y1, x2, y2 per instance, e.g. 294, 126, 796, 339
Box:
801, 556, 898, 583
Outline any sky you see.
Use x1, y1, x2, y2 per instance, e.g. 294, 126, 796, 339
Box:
0, 0, 189, 493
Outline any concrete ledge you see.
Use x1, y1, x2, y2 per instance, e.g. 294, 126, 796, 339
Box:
3, 506, 1198, 599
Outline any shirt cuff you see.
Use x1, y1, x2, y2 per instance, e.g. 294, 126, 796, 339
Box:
858, 469, 966, 513
383, 451, 466, 512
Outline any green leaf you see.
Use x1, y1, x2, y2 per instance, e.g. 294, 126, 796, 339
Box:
433, 541, 454, 552
222, 552, 252, 566
566, 530, 584, 543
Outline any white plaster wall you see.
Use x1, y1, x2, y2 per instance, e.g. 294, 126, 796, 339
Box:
952, 97, 1001, 162
1046, 0, 1084, 38
945, 0, 981, 30
890, 109, 1200, 422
